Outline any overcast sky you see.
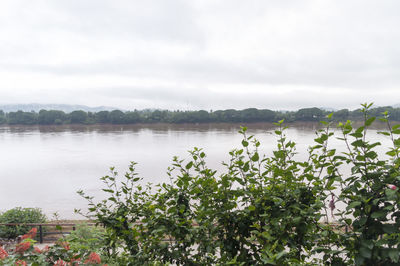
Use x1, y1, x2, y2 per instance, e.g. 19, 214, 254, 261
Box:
0, 0, 399, 111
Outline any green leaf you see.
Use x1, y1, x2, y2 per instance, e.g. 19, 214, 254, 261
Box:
365, 151, 377, 159
358, 216, 367, 226
242, 140, 249, 147
292, 217, 301, 223
327, 149, 336, 156
382, 224, 397, 234
351, 139, 364, 147
347, 201, 362, 209
389, 249, 400, 262
185, 161, 193, 170
360, 246, 372, 259
314, 138, 323, 144
394, 139, 400, 146
385, 188, 397, 199
251, 152, 259, 162
371, 211, 386, 219
362, 240, 374, 249
393, 124, 400, 130
355, 126, 365, 134
378, 131, 390, 136
275, 250, 287, 260
108, 197, 117, 203
365, 117, 375, 126
248, 205, 256, 211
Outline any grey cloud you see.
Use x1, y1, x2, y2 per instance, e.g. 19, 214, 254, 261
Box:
0, 0, 399, 109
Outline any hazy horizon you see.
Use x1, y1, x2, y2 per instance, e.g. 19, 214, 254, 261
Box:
0, 102, 396, 113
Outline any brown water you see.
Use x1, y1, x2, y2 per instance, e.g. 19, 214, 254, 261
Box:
0, 122, 392, 219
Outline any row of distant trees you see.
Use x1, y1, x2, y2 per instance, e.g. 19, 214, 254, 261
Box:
0, 106, 399, 125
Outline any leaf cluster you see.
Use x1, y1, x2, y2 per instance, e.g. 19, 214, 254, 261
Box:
0, 207, 46, 239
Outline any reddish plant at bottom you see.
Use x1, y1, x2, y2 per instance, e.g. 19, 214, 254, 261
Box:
0, 247, 8, 259
84, 252, 101, 264
14, 242, 31, 254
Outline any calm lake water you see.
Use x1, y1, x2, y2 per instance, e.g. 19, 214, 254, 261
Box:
0, 122, 393, 219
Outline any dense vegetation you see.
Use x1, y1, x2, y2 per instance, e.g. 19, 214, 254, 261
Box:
0, 208, 46, 239
76, 104, 400, 265
1, 106, 400, 125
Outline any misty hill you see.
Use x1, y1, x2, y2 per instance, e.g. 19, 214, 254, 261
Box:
0, 104, 120, 113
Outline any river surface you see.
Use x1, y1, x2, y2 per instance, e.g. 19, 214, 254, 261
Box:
0, 122, 394, 219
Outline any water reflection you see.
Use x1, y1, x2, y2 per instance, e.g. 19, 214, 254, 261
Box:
0, 122, 393, 219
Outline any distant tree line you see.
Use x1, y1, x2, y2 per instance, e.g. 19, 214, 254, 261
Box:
0, 106, 399, 125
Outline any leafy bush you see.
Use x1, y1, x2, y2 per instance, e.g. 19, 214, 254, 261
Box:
77, 118, 334, 264
318, 104, 400, 265
74, 104, 400, 265
0, 207, 46, 239
65, 223, 107, 253
0, 228, 107, 265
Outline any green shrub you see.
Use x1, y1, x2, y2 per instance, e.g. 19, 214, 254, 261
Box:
77, 122, 330, 265
75, 103, 400, 265
0, 207, 46, 239
320, 104, 400, 265
65, 223, 106, 253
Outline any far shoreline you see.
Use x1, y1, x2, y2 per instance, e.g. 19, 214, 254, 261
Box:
0, 120, 393, 131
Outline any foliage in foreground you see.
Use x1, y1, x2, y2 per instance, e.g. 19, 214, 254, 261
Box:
74, 104, 400, 265
79, 121, 326, 265
0, 224, 162, 265
0, 208, 46, 239
0, 227, 106, 265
